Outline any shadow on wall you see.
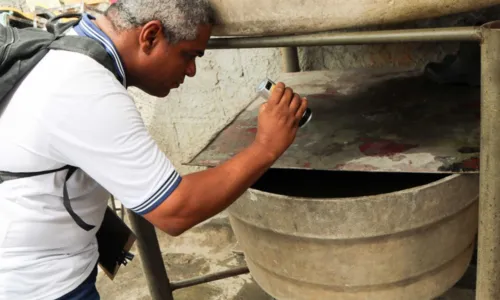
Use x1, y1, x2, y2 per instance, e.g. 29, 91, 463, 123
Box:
299, 5, 500, 72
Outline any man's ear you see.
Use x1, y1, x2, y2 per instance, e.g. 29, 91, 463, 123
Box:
139, 20, 163, 54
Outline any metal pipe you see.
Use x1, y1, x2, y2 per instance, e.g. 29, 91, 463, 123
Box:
127, 210, 174, 300
170, 266, 250, 291
476, 20, 500, 300
208, 26, 481, 49
280, 47, 300, 72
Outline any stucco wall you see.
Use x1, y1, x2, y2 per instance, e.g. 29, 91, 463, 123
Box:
131, 48, 282, 174
0, 0, 29, 10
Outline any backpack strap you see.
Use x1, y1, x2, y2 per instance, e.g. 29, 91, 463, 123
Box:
0, 165, 96, 231
0, 165, 71, 182
0, 13, 117, 232
48, 35, 117, 77
45, 13, 119, 78
45, 13, 118, 80
45, 13, 82, 36
63, 166, 95, 231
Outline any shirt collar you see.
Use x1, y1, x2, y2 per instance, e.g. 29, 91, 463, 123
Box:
73, 13, 127, 87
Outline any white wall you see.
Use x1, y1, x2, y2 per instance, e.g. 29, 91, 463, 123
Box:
132, 48, 282, 174
0, 0, 29, 10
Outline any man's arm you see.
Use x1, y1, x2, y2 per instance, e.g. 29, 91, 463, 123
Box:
43, 67, 306, 236
144, 82, 308, 236
143, 141, 275, 236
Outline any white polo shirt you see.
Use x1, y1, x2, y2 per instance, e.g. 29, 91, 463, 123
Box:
0, 27, 181, 299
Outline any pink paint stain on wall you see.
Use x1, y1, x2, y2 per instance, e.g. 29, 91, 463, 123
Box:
462, 157, 479, 169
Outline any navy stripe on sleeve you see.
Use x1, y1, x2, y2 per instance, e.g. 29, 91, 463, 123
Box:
131, 171, 182, 215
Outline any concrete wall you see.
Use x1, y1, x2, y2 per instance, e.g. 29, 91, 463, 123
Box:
132, 48, 282, 174
0, 0, 29, 10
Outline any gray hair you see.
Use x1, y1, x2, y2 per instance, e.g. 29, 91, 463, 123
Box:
105, 0, 216, 44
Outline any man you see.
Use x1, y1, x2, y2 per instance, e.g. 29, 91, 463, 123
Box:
0, 0, 308, 299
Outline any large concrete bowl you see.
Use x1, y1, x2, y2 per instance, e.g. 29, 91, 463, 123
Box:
210, 0, 500, 36
228, 170, 479, 299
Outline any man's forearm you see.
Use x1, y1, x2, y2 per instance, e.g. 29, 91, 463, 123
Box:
146, 82, 306, 236
145, 141, 277, 235
181, 141, 275, 219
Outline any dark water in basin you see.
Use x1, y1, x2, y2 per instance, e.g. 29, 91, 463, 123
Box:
251, 169, 449, 198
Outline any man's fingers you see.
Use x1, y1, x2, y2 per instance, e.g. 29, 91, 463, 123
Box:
286, 95, 304, 128
279, 87, 294, 109
267, 82, 285, 106
295, 97, 308, 123
288, 93, 301, 115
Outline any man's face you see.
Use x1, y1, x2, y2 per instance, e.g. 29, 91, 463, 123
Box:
135, 23, 212, 97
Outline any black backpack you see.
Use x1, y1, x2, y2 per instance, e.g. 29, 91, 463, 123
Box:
0, 13, 119, 232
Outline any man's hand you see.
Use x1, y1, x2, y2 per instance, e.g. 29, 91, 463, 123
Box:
254, 82, 308, 161
145, 82, 308, 236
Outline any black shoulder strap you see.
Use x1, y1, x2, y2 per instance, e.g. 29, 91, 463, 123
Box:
48, 35, 116, 77
63, 166, 95, 231
45, 13, 118, 81
0, 165, 72, 183
46, 13, 82, 36
0, 165, 96, 231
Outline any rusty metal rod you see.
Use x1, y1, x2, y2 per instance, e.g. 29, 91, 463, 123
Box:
170, 266, 250, 291
208, 26, 481, 49
127, 210, 174, 300
476, 20, 500, 300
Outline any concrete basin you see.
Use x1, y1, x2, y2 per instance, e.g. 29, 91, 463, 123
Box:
228, 170, 479, 299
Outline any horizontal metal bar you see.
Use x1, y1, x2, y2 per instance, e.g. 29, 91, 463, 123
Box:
208, 26, 482, 49
170, 266, 250, 291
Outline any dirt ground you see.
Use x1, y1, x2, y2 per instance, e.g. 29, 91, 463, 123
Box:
95, 212, 476, 300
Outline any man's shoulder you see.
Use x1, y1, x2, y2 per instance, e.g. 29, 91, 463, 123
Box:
14, 26, 126, 98
39, 49, 121, 88
8, 46, 132, 124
